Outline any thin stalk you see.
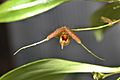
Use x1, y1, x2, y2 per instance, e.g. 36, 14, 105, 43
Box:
72, 19, 120, 32
103, 72, 120, 79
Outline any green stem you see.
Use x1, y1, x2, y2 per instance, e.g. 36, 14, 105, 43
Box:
92, 72, 120, 80
71, 19, 120, 32
103, 72, 120, 79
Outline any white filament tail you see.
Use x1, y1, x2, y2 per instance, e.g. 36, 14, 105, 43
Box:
13, 38, 48, 55
80, 42, 105, 61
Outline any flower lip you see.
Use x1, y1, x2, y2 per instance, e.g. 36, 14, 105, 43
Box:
62, 34, 68, 41
60, 32, 70, 49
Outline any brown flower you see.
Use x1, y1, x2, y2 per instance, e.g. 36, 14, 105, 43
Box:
47, 26, 81, 49
14, 26, 104, 61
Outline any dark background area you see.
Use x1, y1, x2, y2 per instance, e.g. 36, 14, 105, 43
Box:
0, 0, 13, 76
0, 0, 120, 80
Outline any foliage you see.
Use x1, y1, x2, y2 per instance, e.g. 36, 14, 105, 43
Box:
0, 0, 70, 22
1, 58, 120, 80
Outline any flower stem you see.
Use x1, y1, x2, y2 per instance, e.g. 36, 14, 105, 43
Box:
72, 19, 120, 32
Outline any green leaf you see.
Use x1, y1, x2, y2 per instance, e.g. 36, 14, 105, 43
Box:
1, 58, 120, 80
0, 0, 70, 23
91, 3, 120, 41
117, 77, 120, 80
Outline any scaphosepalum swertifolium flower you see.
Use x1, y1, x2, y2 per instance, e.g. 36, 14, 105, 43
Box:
13, 17, 120, 61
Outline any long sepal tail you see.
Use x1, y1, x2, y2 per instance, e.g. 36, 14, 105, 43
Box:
80, 42, 105, 61
13, 38, 48, 55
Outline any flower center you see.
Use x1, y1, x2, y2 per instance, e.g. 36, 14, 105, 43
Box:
59, 32, 70, 49
62, 34, 68, 41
